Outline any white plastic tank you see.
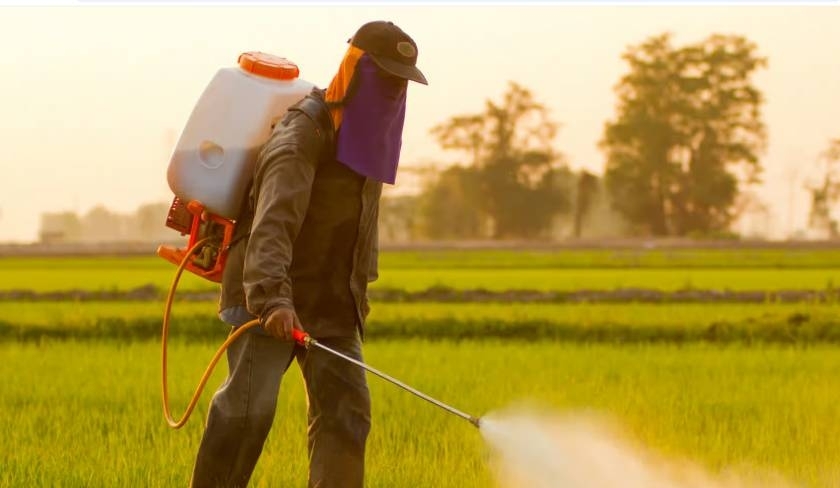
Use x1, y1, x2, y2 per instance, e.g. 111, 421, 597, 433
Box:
167, 52, 315, 219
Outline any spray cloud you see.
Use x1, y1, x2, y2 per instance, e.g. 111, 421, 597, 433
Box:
479, 407, 795, 488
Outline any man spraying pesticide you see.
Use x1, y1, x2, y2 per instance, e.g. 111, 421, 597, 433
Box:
158, 21, 481, 488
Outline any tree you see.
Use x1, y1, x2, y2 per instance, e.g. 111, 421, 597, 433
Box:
83, 205, 122, 242
428, 82, 571, 239
379, 193, 422, 243
573, 171, 599, 239
39, 211, 82, 243
808, 138, 840, 238
416, 166, 485, 239
602, 33, 767, 236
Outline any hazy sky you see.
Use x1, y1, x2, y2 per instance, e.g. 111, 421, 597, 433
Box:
1, 5, 839, 242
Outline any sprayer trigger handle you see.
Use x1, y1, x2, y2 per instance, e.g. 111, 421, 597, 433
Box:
292, 328, 310, 347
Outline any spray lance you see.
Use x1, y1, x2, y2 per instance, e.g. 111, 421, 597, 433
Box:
158, 52, 481, 430
161, 237, 481, 429
291, 328, 481, 428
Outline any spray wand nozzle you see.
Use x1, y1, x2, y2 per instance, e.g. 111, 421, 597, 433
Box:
291, 328, 481, 428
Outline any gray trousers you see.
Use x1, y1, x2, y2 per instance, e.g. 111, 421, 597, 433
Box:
190, 325, 371, 488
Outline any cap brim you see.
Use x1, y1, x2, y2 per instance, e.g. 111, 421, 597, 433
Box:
368, 54, 428, 85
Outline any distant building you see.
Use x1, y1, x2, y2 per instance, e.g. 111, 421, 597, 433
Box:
38, 202, 179, 244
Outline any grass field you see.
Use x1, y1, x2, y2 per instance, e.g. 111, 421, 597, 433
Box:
6, 247, 840, 270
2, 301, 839, 344
4, 263, 840, 293
3, 249, 840, 487
374, 268, 840, 292
1, 340, 838, 487
5, 300, 834, 328
3, 248, 840, 294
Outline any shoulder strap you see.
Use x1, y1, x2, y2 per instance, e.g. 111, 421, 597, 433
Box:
287, 89, 335, 154
234, 90, 333, 238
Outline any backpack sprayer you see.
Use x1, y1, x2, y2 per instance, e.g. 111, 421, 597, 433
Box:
159, 53, 481, 430
156, 52, 312, 281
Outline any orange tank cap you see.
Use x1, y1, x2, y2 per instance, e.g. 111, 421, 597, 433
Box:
238, 52, 300, 80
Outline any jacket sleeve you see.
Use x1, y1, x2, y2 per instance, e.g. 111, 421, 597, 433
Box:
243, 112, 322, 319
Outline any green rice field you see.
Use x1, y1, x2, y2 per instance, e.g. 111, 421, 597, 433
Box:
1, 247, 839, 487
1, 301, 839, 344
3, 249, 840, 293
1, 341, 838, 487
4, 264, 840, 294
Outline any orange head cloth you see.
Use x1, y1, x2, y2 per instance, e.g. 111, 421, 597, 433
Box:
325, 45, 365, 130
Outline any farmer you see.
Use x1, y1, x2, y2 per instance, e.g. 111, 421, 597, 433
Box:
189, 21, 427, 488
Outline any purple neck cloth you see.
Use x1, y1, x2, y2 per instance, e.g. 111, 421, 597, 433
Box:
336, 54, 407, 185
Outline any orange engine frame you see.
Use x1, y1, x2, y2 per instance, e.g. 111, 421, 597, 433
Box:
157, 198, 235, 283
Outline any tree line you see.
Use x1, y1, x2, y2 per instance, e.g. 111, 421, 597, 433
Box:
383, 33, 833, 242
389, 32, 779, 241
38, 32, 839, 244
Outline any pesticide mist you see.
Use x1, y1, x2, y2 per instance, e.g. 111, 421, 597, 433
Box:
479, 408, 795, 488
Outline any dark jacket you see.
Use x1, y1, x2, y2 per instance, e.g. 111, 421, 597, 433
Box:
219, 89, 382, 338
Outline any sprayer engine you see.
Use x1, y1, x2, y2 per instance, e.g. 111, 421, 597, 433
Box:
156, 197, 235, 283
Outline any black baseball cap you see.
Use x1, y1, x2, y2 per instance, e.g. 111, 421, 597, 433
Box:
349, 21, 428, 85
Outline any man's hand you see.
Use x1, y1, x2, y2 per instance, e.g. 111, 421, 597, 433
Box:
263, 306, 304, 341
